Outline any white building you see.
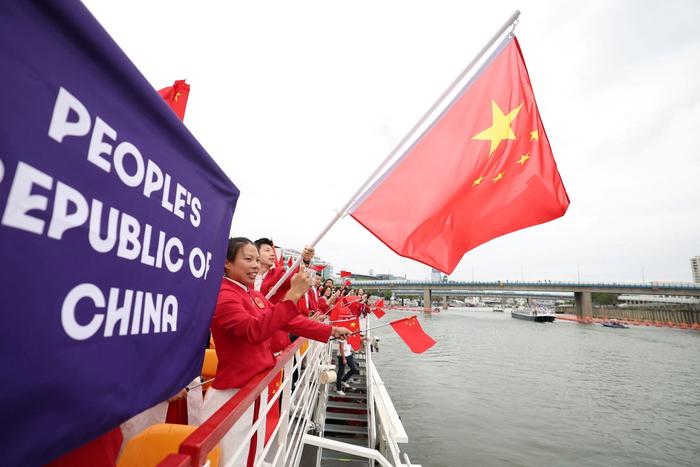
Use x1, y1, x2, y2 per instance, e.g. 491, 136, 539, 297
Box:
691, 256, 700, 283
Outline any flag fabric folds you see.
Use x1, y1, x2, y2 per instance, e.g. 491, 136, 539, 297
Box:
390, 316, 436, 353
349, 36, 569, 274
158, 79, 190, 120
310, 264, 326, 272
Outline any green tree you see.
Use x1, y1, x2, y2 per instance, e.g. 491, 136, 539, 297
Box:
592, 293, 618, 305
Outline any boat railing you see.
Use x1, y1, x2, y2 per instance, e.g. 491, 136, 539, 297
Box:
159, 336, 328, 467
159, 314, 416, 467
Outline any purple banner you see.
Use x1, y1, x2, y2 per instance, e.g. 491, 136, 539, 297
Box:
0, 1, 239, 464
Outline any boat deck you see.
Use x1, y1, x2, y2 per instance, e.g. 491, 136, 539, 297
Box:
319, 351, 371, 467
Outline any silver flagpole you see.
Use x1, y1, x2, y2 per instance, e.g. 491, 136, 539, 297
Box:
266, 10, 521, 299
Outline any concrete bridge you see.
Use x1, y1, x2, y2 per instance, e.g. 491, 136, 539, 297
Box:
391, 289, 573, 302
344, 280, 700, 319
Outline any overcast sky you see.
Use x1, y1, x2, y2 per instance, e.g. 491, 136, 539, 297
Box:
83, 0, 700, 283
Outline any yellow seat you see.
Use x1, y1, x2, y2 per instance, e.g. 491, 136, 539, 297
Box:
117, 423, 219, 467
201, 348, 218, 392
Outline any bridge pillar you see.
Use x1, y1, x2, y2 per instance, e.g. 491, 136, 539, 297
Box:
443, 295, 448, 310
423, 288, 432, 312
574, 291, 593, 322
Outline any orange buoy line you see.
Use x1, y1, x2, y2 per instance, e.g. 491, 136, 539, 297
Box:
555, 313, 700, 330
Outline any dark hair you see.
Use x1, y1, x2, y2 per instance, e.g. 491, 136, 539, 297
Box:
254, 237, 274, 250
227, 237, 254, 261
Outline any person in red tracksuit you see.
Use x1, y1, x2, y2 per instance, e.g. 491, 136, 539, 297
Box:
317, 286, 339, 315
203, 237, 351, 467
253, 237, 315, 303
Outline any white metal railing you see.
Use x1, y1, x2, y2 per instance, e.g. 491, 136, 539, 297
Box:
225, 341, 326, 467
301, 313, 418, 467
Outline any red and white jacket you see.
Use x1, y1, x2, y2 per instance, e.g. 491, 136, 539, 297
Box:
211, 278, 331, 389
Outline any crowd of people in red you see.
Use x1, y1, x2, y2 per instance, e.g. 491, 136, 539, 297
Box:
50, 236, 369, 466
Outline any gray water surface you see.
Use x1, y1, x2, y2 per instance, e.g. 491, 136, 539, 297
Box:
372, 308, 700, 467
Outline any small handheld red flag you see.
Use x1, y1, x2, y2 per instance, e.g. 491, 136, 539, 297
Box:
343, 280, 352, 288
158, 79, 190, 121
340, 270, 352, 278
287, 257, 293, 268
339, 317, 361, 351
310, 264, 326, 272
330, 304, 351, 323
390, 315, 436, 353
371, 298, 386, 318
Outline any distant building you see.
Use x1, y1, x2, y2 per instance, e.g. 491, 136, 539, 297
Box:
692, 256, 700, 283
430, 268, 442, 283
375, 274, 407, 281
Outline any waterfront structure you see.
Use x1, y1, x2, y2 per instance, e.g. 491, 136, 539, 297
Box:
692, 256, 700, 283
350, 279, 700, 320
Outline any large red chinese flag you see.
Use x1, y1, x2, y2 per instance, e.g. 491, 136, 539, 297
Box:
349, 37, 569, 274
158, 79, 190, 121
390, 316, 436, 353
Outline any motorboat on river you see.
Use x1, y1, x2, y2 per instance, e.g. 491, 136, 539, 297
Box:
601, 320, 628, 329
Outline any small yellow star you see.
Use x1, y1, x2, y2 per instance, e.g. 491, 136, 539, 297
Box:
530, 130, 538, 141
492, 172, 504, 183
472, 176, 484, 186
472, 101, 523, 156
516, 153, 530, 166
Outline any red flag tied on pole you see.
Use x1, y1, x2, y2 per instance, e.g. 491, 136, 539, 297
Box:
349, 37, 569, 274
390, 315, 435, 353
158, 79, 190, 121
340, 270, 352, 278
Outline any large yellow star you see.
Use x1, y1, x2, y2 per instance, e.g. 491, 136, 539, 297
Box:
516, 153, 530, 166
174, 91, 182, 102
472, 176, 484, 186
492, 172, 504, 183
472, 101, 523, 156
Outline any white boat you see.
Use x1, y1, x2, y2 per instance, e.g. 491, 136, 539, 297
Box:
511, 307, 556, 322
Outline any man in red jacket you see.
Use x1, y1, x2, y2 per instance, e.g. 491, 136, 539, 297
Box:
254, 238, 314, 303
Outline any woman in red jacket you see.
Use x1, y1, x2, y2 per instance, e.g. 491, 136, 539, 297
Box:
203, 237, 350, 466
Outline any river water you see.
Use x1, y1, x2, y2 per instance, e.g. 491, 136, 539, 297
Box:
371, 307, 700, 467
